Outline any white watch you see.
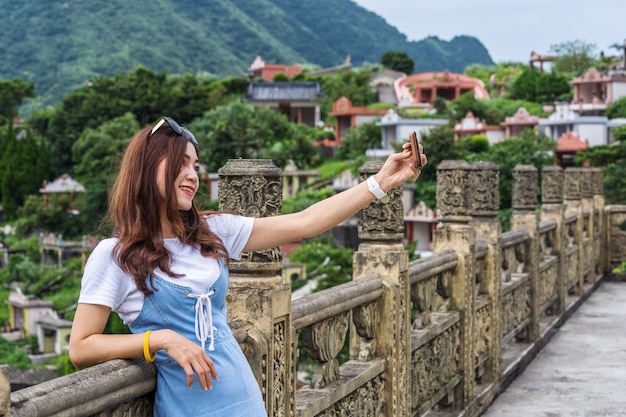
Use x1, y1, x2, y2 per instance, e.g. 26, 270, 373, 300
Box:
367, 176, 387, 200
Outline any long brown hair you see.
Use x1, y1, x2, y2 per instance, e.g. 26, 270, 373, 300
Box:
107, 124, 228, 296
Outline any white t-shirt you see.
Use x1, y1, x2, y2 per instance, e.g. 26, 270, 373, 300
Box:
77, 214, 254, 325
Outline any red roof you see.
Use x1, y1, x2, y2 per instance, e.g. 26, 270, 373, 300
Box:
556, 132, 588, 152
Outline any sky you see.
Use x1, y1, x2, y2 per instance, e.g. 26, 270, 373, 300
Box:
352, 0, 625, 64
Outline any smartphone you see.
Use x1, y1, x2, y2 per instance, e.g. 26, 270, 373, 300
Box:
409, 131, 422, 169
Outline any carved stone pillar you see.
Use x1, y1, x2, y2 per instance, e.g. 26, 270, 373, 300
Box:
592, 168, 607, 275
540, 166, 566, 314
510, 165, 540, 342
352, 161, 410, 417
564, 167, 585, 294
433, 160, 475, 408
469, 162, 501, 385
218, 159, 294, 417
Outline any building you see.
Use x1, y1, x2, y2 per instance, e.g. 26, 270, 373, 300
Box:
395, 71, 490, 109
39, 173, 85, 208
248, 56, 302, 81
570, 67, 626, 115
538, 104, 608, 147
242, 80, 322, 127
454, 112, 505, 144
328, 97, 388, 144
555, 131, 588, 167
376, 109, 448, 156
369, 69, 406, 104
501, 107, 539, 138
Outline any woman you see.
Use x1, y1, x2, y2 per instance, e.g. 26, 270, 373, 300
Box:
69, 116, 426, 416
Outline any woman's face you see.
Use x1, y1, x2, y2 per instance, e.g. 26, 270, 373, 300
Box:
156, 142, 200, 211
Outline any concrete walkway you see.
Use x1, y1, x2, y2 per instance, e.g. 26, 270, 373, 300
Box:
482, 281, 626, 417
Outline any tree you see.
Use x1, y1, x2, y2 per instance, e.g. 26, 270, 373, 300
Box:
72, 113, 140, 234
0, 78, 35, 125
605, 96, 626, 119
380, 51, 414, 75
550, 40, 597, 76
333, 122, 382, 162
510, 68, 571, 104
319, 69, 377, 117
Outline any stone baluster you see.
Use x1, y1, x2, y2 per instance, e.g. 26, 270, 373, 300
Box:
0, 366, 9, 416
218, 159, 294, 417
540, 166, 566, 314
510, 165, 540, 342
432, 160, 475, 408
351, 160, 410, 417
469, 162, 501, 385
592, 168, 607, 275
564, 167, 584, 294
581, 169, 595, 283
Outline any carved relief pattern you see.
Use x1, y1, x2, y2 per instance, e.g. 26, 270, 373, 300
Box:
316, 376, 384, 417
436, 161, 472, 220
411, 276, 437, 329
273, 320, 287, 417
501, 243, 527, 282
397, 272, 409, 414
219, 166, 283, 266
410, 322, 461, 410
352, 302, 379, 361
473, 305, 490, 378
565, 247, 579, 292
471, 162, 499, 216
564, 169, 582, 200
501, 279, 531, 337
592, 168, 604, 195
538, 258, 558, 313
512, 167, 538, 210
302, 313, 350, 389
410, 271, 452, 330
609, 212, 626, 267
541, 167, 563, 204
358, 186, 405, 239
475, 256, 486, 296
581, 170, 593, 198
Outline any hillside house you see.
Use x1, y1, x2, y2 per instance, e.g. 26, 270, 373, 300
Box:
501, 107, 539, 137
375, 109, 448, 156
243, 80, 322, 127
538, 104, 609, 147
395, 71, 489, 109
328, 97, 388, 144
247, 56, 302, 80
454, 112, 505, 144
555, 131, 588, 168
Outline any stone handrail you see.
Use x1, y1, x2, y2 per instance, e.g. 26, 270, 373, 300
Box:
2, 161, 624, 417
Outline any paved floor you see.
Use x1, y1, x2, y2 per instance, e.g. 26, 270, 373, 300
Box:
482, 281, 626, 417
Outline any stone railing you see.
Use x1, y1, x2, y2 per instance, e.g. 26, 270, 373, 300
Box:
1, 160, 623, 417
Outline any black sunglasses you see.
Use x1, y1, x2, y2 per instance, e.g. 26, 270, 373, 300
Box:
150, 117, 198, 145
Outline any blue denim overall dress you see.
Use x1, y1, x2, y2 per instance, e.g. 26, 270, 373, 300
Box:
129, 264, 267, 417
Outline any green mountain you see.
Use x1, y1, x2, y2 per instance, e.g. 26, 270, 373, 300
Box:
0, 0, 494, 107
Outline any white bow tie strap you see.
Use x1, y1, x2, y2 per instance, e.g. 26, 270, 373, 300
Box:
186, 289, 217, 351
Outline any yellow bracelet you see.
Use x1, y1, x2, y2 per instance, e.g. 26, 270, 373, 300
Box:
143, 330, 156, 362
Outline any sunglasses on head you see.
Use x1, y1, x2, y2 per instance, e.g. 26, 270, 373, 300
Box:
150, 117, 198, 145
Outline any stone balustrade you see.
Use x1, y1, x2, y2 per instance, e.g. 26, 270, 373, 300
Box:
1, 159, 623, 417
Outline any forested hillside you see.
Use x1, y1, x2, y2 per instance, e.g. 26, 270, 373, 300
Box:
0, 0, 493, 107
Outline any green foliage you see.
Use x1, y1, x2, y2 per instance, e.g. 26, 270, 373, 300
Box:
282, 188, 334, 214
477, 130, 555, 209
72, 113, 140, 234
605, 96, 626, 119
0, 0, 494, 111
0, 336, 32, 369
319, 68, 378, 117
464, 62, 525, 98
550, 40, 598, 76
449, 92, 489, 123
458, 135, 490, 156
191, 102, 321, 172
287, 237, 354, 291
15, 195, 84, 240
0, 123, 52, 220
380, 50, 414, 74
510, 69, 572, 104
0, 78, 35, 124
333, 122, 382, 161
